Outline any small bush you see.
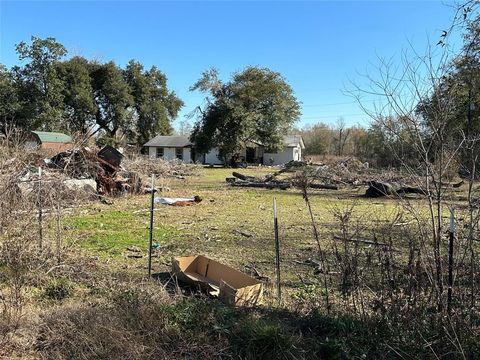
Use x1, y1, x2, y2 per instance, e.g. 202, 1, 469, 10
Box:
231, 320, 300, 360
43, 278, 74, 300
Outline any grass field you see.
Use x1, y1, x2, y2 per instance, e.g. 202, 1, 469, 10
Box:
66, 167, 404, 291
3, 167, 478, 359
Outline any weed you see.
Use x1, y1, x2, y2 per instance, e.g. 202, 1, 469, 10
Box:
42, 278, 74, 300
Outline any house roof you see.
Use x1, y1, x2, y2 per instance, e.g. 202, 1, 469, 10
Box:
32, 131, 72, 143
143, 134, 303, 149
144, 135, 192, 148
283, 135, 305, 149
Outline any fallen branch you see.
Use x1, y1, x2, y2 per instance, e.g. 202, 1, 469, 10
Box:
244, 264, 270, 282
232, 171, 260, 182
233, 229, 254, 237
365, 181, 429, 198
230, 172, 337, 191
230, 181, 290, 190
309, 183, 338, 190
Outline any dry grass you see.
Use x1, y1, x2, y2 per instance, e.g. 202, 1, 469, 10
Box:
0, 154, 479, 359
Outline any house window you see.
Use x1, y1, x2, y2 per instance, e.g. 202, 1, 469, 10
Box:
175, 148, 183, 160
156, 147, 164, 158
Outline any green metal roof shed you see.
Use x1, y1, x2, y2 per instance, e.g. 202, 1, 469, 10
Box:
32, 131, 72, 143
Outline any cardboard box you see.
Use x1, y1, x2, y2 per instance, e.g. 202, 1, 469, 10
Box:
172, 255, 263, 306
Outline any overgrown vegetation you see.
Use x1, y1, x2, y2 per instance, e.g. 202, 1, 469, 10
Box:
1, 152, 478, 358
1, 2, 480, 359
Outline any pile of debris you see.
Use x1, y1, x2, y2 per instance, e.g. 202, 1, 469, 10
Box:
123, 156, 200, 179
0, 144, 144, 205
364, 179, 463, 198
227, 171, 291, 190
46, 145, 142, 196
2, 143, 203, 205
226, 171, 338, 190
226, 158, 463, 198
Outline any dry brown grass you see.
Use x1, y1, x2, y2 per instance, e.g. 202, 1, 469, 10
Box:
0, 136, 479, 359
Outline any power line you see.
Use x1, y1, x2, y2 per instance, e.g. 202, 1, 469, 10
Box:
301, 101, 358, 108
301, 113, 366, 119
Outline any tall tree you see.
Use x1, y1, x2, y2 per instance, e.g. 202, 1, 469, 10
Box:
12, 36, 67, 130
0, 65, 21, 130
300, 122, 334, 155
0, 37, 183, 144
334, 117, 350, 156
416, 13, 480, 163
177, 119, 193, 137
125, 60, 183, 145
90, 61, 134, 139
190, 67, 301, 161
56, 56, 97, 133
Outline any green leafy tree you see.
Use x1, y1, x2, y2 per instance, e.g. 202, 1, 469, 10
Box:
190, 67, 301, 162
365, 117, 419, 168
0, 65, 21, 130
0, 36, 183, 144
416, 14, 480, 164
90, 61, 134, 139
125, 60, 183, 145
56, 56, 97, 133
12, 36, 67, 130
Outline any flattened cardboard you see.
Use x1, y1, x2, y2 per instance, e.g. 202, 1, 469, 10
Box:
172, 255, 263, 306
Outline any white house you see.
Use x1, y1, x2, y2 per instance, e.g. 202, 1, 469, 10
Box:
203, 140, 264, 165
204, 135, 305, 166
143, 135, 194, 163
143, 134, 304, 165
263, 135, 304, 165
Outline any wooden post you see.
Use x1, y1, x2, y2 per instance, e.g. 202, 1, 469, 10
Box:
448, 207, 455, 313
38, 167, 43, 251
273, 197, 281, 301
148, 174, 155, 277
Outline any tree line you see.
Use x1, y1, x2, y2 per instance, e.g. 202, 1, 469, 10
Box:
0, 36, 301, 154
298, 118, 419, 168
2, 13, 480, 169
0, 37, 185, 146
302, 10, 480, 169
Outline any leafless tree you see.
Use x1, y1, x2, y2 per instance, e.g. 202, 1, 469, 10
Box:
348, 2, 480, 314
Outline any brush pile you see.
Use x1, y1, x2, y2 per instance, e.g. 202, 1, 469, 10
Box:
123, 156, 200, 179
226, 158, 463, 197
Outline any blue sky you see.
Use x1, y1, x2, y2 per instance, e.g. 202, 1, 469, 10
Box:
0, 1, 461, 131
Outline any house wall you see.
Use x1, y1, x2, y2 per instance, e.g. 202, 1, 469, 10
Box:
203, 143, 302, 166
295, 145, 302, 161
204, 145, 264, 165
148, 146, 192, 163
42, 142, 73, 152
24, 140, 72, 152
182, 148, 192, 163
263, 146, 300, 165
204, 148, 224, 165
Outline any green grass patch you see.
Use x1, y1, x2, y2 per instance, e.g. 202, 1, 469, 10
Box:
66, 209, 178, 257
42, 277, 75, 301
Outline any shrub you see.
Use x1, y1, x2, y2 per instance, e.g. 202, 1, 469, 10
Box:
42, 278, 73, 300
